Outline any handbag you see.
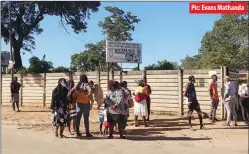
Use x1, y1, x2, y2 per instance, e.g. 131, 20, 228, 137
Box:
128, 98, 134, 108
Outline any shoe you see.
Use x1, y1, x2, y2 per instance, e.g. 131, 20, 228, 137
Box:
234, 123, 238, 126
86, 133, 93, 137
223, 123, 230, 126
211, 119, 215, 123
76, 133, 82, 137
214, 118, 220, 121
108, 135, 113, 139
200, 125, 204, 129
190, 127, 196, 131
120, 135, 126, 139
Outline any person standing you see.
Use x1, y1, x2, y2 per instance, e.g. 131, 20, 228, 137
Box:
105, 81, 126, 139
67, 80, 77, 135
89, 80, 95, 110
51, 78, 69, 138
208, 75, 219, 122
223, 76, 238, 126
134, 80, 148, 127
144, 79, 152, 121
184, 75, 203, 130
10, 76, 21, 112
120, 81, 131, 130
71, 74, 93, 137
238, 80, 249, 124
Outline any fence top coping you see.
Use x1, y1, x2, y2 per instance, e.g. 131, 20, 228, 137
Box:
72, 71, 98, 76
146, 70, 180, 75
183, 69, 221, 74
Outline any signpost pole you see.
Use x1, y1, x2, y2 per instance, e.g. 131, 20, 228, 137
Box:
107, 63, 110, 90
137, 63, 140, 71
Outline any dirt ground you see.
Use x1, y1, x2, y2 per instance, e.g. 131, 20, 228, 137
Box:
2, 105, 249, 154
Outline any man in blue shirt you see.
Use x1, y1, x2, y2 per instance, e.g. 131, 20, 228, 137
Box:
223, 76, 238, 126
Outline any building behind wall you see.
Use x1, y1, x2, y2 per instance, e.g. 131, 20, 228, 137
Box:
1, 51, 10, 74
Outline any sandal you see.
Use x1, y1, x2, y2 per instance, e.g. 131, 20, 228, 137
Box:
134, 121, 139, 127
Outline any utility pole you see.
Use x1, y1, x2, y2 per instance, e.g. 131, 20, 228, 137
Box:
8, 2, 14, 81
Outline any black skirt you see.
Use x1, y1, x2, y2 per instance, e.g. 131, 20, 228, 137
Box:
107, 113, 125, 124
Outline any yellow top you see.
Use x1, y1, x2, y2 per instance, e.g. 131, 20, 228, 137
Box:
135, 87, 145, 94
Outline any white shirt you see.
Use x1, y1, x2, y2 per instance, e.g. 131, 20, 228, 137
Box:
103, 109, 107, 121
224, 81, 237, 101
238, 84, 249, 98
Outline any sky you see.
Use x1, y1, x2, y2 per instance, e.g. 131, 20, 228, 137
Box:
1, 2, 221, 69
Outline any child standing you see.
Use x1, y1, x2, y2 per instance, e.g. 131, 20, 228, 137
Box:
98, 102, 105, 136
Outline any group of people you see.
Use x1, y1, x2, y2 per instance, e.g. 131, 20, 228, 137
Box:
184, 74, 249, 130
49, 74, 152, 139
9, 73, 249, 138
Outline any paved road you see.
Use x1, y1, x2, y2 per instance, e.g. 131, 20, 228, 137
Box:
2, 125, 248, 154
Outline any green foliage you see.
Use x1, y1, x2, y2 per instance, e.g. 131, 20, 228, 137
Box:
181, 14, 248, 69
132, 66, 139, 71
144, 60, 180, 70
99, 6, 141, 41
1, 1, 101, 68
53, 66, 70, 73
27, 55, 53, 73
71, 41, 121, 72
180, 55, 201, 69
71, 7, 141, 72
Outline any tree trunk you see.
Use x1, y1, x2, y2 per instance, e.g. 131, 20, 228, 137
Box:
13, 45, 23, 69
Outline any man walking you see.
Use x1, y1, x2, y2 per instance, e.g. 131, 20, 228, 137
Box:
209, 74, 219, 122
10, 76, 21, 112
184, 75, 203, 130
223, 76, 238, 126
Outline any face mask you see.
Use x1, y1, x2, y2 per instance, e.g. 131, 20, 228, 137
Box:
61, 82, 67, 88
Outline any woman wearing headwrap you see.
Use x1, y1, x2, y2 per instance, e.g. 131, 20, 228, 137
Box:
51, 78, 69, 138
133, 79, 148, 127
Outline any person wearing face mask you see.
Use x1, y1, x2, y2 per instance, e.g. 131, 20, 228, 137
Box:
208, 74, 219, 123
238, 80, 249, 124
50, 78, 69, 138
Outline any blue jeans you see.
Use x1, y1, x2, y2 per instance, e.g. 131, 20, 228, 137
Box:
76, 103, 90, 134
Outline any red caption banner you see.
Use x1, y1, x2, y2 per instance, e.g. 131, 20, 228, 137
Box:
189, 2, 248, 14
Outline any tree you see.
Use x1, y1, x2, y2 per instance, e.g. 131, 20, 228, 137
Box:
1, 1, 101, 68
71, 41, 121, 72
27, 55, 53, 73
144, 60, 180, 70
181, 55, 201, 69
99, 6, 140, 41
71, 6, 141, 72
53, 66, 70, 72
189, 15, 248, 69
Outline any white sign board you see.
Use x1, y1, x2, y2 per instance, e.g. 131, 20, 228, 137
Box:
106, 40, 142, 63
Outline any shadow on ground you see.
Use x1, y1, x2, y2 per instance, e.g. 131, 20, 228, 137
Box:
124, 118, 215, 139
19, 110, 50, 113
127, 136, 212, 141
